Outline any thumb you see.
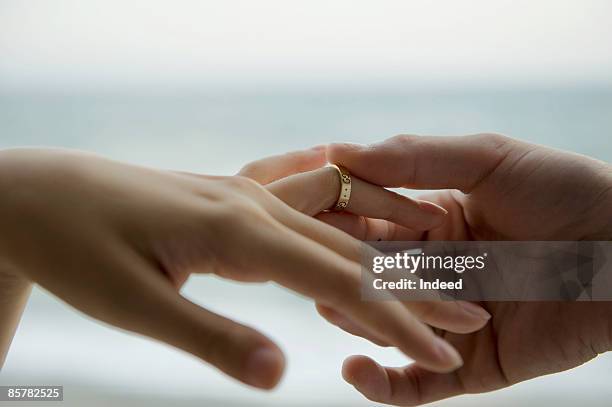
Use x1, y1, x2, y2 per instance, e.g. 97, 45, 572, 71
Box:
327, 134, 515, 192
135, 292, 286, 389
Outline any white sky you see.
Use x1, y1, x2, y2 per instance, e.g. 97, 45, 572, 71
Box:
1, 0, 611, 90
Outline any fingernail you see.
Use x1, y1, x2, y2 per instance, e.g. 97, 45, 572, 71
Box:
246, 347, 284, 389
433, 337, 463, 369
458, 301, 492, 320
418, 200, 448, 216
310, 144, 327, 151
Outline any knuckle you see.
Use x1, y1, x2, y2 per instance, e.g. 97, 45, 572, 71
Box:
471, 133, 516, 167
207, 199, 275, 239
389, 134, 426, 158
224, 175, 253, 189
390, 134, 420, 146
471, 132, 513, 151
225, 175, 266, 195
238, 161, 263, 178
215, 200, 263, 224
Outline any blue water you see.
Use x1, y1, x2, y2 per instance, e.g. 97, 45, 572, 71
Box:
1, 87, 611, 174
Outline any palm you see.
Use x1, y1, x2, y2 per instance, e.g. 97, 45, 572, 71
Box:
436, 301, 610, 394
419, 147, 612, 394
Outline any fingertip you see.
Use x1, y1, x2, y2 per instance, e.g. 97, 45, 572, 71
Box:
408, 200, 448, 230
431, 337, 463, 372
245, 346, 286, 390
315, 303, 337, 321
457, 301, 491, 323
342, 355, 390, 400
417, 200, 448, 217
439, 315, 490, 335
341, 355, 362, 384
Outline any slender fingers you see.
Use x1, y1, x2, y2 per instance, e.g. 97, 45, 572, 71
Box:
237, 146, 327, 184
266, 166, 447, 230
342, 356, 464, 406
145, 294, 286, 389
313, 211, 491, 335
123, 255, 285, 390
318, 297, 490, 344
248, 220, 463, 373
38, 238, 286, 390
318, 301, 488, 348
316, 211, 424, 241
250, 187, 490, 334
343, 171, 448, 231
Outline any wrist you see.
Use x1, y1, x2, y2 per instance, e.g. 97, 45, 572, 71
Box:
0, 268, 32, 368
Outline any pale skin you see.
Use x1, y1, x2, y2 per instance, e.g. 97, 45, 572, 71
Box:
316, 133, 612, 406
0, 146, 490, 389
2, 134, 611, 404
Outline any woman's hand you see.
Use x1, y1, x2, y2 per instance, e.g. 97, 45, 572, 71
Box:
0, 147, 489, 389
239, 149, 492, 336
317, 134, 612, 406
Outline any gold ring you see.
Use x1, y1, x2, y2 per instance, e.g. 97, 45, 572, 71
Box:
329, 164, 351, 211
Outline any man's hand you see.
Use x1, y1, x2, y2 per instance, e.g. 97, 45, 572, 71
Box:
319, 134, 612, 405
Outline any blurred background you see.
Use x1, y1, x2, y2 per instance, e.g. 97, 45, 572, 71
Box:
1, 1, 612, 405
